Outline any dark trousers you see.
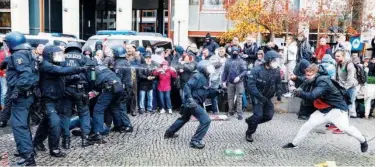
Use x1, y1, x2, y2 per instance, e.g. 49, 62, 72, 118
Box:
0, 91, 11, 122
11, 95, 34, 155
298, 101, 315, 117
60, 97, 91, 137
166, 105, 211, 143
34, 99, 61, 151
245, 98, 274, 134
92, 90, 132, 133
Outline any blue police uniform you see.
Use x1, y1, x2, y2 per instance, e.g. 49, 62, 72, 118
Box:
90, 65, 131, 142
59, 42, 92, 149
245, 50, 282, 142
3, 32, 39, 165
33, 45, 85, 157
165, 60, 221, 149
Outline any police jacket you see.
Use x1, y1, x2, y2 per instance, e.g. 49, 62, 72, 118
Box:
6, 48, 39, 93
246, 65, 281, 100
113, 58, 132, 89
296, 69, 348, 112
39, 60, 83, 100
64, 50, 89, 86
184, 72, 219, 105
94, 65, 122, 91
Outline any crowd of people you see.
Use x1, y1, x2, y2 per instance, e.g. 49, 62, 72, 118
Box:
0, 31, 374, 166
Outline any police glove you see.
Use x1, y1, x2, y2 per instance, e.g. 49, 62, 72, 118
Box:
185, 98, 197, 108
10, 89, 19, 100
292, 88, 303, 97
0, 61, 8, 70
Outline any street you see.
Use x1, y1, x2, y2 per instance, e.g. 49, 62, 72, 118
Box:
0, 112, 374, 166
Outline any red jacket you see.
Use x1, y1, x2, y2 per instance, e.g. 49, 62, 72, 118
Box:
314, 44, 331, 61
153, 68, 177, 92
0, 49, 9, 77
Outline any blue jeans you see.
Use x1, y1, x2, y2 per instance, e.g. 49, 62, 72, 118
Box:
347, 87, 358, 117
11, 95, 34, 155
93, 90, 132, 133
152, 81, 160, 110
245, 98, 274, 134
159, 91, 172, 110
0, 77, 7, 106
242, 91, 248, 110
60, 97, 91, 137
139, 90, 153, 111
34, 99, 61, 150
69, 116, 110, 135
211, 97, 219, 113
166, 105, 211, 143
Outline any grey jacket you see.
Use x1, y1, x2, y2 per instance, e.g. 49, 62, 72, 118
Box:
336, 59, 358, 89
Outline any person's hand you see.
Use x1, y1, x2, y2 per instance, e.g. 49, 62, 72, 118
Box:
222, 82, 227, 88
242, 54, 249, 58
233, 76, 240, 83
170, 67, 176, 71
364, 62, 368, 67
292, 88, 303, 97
180, 69, 184, 73
217, 88, 225, 94
180, 61, 185, 65
89, 91, 97, 99
147, 76, 153, 80
290, 74, 297, 81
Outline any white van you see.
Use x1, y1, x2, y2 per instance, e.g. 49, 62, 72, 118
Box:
83, 30, 173, 51
24, 33, 86, 48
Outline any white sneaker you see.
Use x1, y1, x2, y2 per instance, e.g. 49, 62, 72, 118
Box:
160, 109, 166, 113
283, 92, 292, 98
168, 109, 172, 114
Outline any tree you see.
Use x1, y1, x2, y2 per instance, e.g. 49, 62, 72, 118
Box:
221, 0, 308, 41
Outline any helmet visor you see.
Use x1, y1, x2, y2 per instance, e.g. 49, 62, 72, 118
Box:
52, 51, 65, 62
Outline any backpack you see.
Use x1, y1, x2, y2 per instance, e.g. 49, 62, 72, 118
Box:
330, 79, 352, 105
345, 62, 367, 85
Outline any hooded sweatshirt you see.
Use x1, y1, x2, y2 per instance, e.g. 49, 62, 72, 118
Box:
203, 33, 219, 54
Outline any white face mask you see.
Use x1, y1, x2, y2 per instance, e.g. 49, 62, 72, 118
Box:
270, 61, 279, 69
206, 65, 215, 75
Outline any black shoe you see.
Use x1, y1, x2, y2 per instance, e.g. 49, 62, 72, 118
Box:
245, 133, 253, 142
189, 141, 205, 149
361, 141, 368, 153
33, 143, 46, 152
88, 132, 107, 144
124, 126, 133, 133
81, 135, 94, 147
350, 116, 357, 118
71, 129, 82, 136
282, 143, 298, 149
50, 149, 66, 158
139, 109, 145, 115
227, 112, 235, 116
298, 115, 309, 120
111, 126, 125, 133
0, 121, 7, 128
164, 131, 179, 139
131, 112, 137, 116
17, 153, 36, 166
245, 117, 252, 124
237, 115, 243, 120
62, 136, 70, 149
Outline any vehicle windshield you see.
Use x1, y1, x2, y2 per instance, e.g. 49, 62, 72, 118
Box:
83, 39, 129, 51
84, 38, 172, 51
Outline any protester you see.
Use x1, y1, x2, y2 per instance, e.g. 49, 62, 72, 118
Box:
335, 50, 359, 118
296, 32, 313, 62
203, 33, 219, 54
283, 36, 298, 97
177, 53, 196, 105
332, 33, 352, 59
187, 43, 200, 62
138, 54, 158, 114
254, 50, 264, 68
243, 36, 259, 66
153, 61, 177, 114
284, 64, 368, 153
314, 37, 332, 63
320, 54, 337, 79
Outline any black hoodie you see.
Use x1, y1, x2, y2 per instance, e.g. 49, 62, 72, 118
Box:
203, 33, 219, 54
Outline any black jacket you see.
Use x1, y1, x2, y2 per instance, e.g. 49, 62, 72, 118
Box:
293, 59, 310, 88
243, 43, 259, 64
177, 61, 196, 88
297, 68, 349, 112
138, 62, 158, 91
184, 72, 218, 105
246, 65, 282, 100
203, 33, 219, 54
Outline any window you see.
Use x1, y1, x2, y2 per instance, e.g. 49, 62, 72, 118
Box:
142, 10, 156, 17
190, 0, 199, 5
164, 10, 168, 17
0, 12, 11, 27
0, 0, 10, 9
200, 0, 225, 11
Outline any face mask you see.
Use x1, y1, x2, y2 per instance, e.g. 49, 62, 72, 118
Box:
206, 65, 215, 75
270, 61, 279, 69
96, 45, 102, 50
232, 53, 238, 59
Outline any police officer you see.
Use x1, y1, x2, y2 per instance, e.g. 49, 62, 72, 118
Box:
164, 60, 223, 149
33, 45, 87, 158
245, 50, 282, 142
90, 65, 132, 143
111, 45, 133, 132
60, 42, 92, 149
3, 31, 38, 166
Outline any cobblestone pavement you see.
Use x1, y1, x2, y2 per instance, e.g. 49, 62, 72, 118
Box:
0, 112, 374, 166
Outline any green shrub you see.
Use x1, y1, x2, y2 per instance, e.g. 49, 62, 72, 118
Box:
367, 77, 375, 84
